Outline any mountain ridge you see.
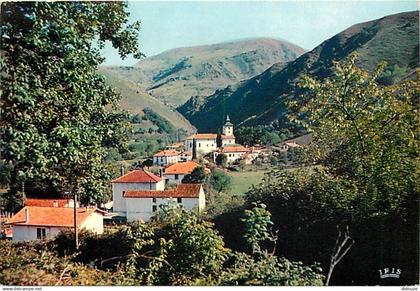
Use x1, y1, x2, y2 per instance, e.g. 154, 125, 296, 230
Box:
178, 11, 419, 132
103, 37, 306, 107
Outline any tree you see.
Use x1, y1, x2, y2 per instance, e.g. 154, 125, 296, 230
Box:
210, 169, 232, 193
1, 2, 142, 203
242, 54, 419, 285
216, 134, 223, 148
182, 166, 208, 184
215, 154, 227, 167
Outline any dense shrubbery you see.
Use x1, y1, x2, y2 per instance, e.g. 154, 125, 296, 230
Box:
236, 123, 296, 146
215, 55, 419, 285
0, 206, 324, 286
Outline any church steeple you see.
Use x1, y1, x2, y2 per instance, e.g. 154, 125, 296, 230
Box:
223, 115, 233, 136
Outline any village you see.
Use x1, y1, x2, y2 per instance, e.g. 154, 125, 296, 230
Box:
1, 116, 308, 242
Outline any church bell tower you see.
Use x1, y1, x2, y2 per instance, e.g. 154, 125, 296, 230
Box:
222, 115, 234, 136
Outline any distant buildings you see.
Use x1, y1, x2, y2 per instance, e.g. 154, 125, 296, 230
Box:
112, 169, 205, 222
184, 116, 236, 155
7, 199, 104, 242
214, 145, 250, 164
122, 183, 205, 222
163, 161, 200, 184
153, 150, 180, 166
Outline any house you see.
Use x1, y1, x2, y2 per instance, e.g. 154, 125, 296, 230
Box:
184, 116, 236, 155
153, 150, 179, 166
112, 170, 165, 217
179, 151, 192, 162
166, 142, 184, 151
122, 184, 206, 222
7, 206, 104, 241
163, 161, 200, 184
214, 145, 250, 164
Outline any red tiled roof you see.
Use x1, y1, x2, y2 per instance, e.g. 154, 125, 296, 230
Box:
221, 135, 235, 139
25, 198, 72, 207
153, 150, 179, 157
186, 133, 235, 140
220, 146, 250, 153
164, 161, 200, 175
112, 170, 162, 183
124, 183, 202, 198
180, 151, 192, 156
7, 206, 103, 227
186, 133, 217, 140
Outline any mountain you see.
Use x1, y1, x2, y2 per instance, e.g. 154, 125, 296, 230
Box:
104, 38, 306, 107
98, 67, 196, 134
179, 11, 419, 132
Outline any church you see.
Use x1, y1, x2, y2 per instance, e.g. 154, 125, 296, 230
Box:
184, 116, 236, 155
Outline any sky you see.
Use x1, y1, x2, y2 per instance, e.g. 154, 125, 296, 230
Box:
101, 0, 418, 66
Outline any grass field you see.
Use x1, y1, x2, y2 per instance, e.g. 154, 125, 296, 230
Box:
227, 170, 268, 196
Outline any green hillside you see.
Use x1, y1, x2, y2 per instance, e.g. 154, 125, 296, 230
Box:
179, 11, 419, 132
98, 67, 196, 133
104, 38, 306, 107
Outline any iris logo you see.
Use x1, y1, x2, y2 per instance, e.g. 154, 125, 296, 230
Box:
378, 267, 402, 279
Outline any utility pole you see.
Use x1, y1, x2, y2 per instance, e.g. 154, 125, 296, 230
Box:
73, 193, 79, 250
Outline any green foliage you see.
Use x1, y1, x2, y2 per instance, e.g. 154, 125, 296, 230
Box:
242, 203, 275, 254
143, 108, 175, 134
0, 240, 135, 285
215, 154, 227, 167
104, 148, 123, 163
0, 2, 141, 203
209, 169, 232, 193
216, 134, 223, 148
182, 166, 208, 184
241, 55, 419, 284
236, 124, 293, 146
131, 113, 143, 124
220, 252, 323, 286
291, 53, 419, 218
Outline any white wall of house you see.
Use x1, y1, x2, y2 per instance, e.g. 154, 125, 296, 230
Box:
125, 195, 204, 222
81, 212, 104, 234
153, 155, 179, 166
112, 180, 165, 216
12, 225, 63, 242
185, 138, 217, 155
215, 151, 247, 164
222, 138, 235, 146
164, 173, 186, 184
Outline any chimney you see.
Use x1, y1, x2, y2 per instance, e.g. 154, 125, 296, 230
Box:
121, 165, 125, 176
53, 200, 58, 207
25, 208, 29, 224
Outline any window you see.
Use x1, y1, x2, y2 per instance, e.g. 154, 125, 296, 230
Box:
177, 198, 182, 203
152, 205, 157, 212
198, 143, 201, 147
175, 174, 179, 180
37, 228, 46, 240
152, 198, 156, 203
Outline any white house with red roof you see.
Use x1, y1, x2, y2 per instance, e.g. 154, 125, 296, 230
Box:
163, 161, 200, 184
184, 116, 236, 155
214, 145, 250, 164
112, 170, 165, 217
123, 184, 205, 222
153, 149, 179, 166
7, 199, 104, 241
